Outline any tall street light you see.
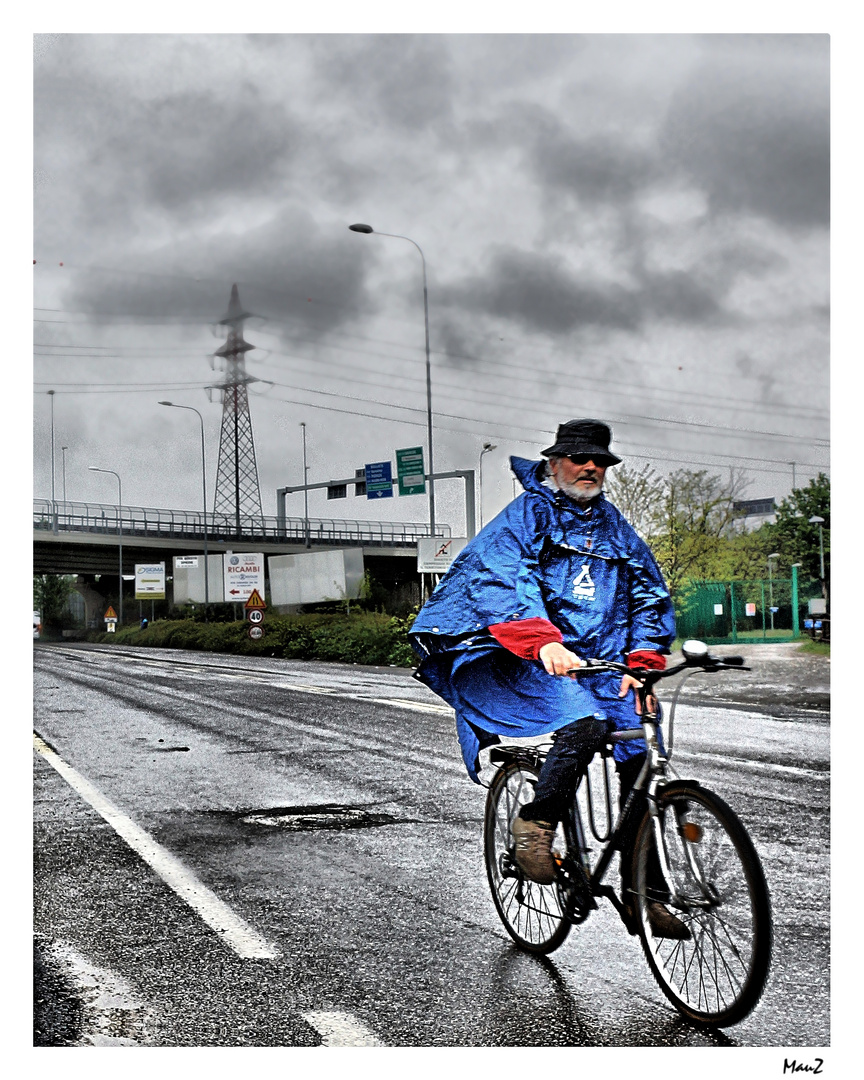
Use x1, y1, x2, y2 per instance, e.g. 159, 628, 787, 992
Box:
809, 515, 826, 583
89, 466, 123, 627
349, 223, 436, 536
300, 421, 310, 548
48, 390, 57, 534
809, 515, 827, 606
61, 446, 68, 504
767, 552, 780, 631
478, 442, 497, 530
160, 402, 210, 615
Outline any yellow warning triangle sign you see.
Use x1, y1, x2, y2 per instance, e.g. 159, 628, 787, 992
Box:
104, 606, 117, 619
245, 589, 266, 610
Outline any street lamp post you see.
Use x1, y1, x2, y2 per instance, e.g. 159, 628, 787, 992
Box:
767, 552, 780, 631
89, 467, 123, 627
48, 390, 57, 534
349, 223, 436, 536
478, 442, 497, 530
160, 402, 210, 615
809, 515, 826, 586
300, 421, 310, 548
61, 446, 68, 504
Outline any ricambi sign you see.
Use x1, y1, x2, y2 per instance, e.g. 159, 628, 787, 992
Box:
222, 552, 265, 602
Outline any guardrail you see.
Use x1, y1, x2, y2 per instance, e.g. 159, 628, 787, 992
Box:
33, 499, 448, 546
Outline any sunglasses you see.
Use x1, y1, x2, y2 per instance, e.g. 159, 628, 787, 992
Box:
565, 454, 609, 466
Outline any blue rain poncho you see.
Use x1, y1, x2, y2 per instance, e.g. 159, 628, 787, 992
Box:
410, 457, 676, 782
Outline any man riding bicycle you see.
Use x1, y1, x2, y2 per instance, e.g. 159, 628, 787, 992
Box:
410, 418, 689, 938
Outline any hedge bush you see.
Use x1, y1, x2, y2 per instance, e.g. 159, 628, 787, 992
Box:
84, 610, 419, 667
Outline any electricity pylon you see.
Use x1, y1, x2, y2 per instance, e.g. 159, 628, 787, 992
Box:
211, 284, 263, 532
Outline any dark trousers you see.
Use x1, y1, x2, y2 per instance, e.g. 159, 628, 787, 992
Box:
518, 717, 652, 899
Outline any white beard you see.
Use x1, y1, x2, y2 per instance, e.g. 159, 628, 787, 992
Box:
556, 476, 604, 504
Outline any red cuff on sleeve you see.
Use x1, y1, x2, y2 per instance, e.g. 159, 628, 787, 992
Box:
488, 618, 564, 660
627, 650, 666, 670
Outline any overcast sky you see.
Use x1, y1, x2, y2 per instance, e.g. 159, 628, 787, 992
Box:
32, 31, 831, 536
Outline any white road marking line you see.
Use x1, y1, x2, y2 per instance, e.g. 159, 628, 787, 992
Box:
302, 1011, 384, 1046
33, 733, 279, 961
671, 748, 827, 779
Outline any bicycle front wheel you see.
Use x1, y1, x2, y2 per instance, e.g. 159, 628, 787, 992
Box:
484, 759, 572, 954
631, 781, 772, 1027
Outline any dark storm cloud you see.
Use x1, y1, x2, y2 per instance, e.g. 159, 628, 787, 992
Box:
59, 209, 372, 338
438, 246, 728, 337
508, 104, 660, 204
310, 34, 456, 131
35, 74, 298, 229
661, 36, 829, 228
639, 269, 724, 324
439, 247, 640, 335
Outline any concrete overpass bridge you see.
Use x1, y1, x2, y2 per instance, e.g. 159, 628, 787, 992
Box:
34, 498, 451, 624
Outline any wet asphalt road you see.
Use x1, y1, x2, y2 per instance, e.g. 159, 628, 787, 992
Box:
33, 641, 830, 1051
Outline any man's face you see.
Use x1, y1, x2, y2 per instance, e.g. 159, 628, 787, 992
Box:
549, 455, 607, 503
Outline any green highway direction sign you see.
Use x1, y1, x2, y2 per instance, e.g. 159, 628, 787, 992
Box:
396, 446, 426, 495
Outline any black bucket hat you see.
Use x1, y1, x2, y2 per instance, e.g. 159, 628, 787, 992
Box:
541, 418, 621, 465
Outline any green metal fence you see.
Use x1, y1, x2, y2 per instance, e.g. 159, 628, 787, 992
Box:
674, 568, 825, 644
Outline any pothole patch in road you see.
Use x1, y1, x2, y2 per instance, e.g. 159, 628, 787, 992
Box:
239, 804, 398, 831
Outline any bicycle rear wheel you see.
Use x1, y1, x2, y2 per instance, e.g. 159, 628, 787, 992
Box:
631, 781, 772, 1027
483, 758, 572, 954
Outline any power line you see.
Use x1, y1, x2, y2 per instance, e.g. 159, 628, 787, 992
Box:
34, 301, 829, 419
252, 351, 828, 448
33, 362, 828, 459
242, 380, 828, 474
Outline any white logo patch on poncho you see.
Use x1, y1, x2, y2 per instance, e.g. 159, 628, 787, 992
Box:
572, 564, 596, 600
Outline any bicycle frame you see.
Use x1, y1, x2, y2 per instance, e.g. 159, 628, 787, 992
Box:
567, 719, 665, 919
563, 651, 747, 917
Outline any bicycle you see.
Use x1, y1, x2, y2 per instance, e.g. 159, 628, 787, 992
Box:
483, 639, 772, 1028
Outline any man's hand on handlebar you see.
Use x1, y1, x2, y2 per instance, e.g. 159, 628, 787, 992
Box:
539, 641, 583, 678
618, 673, 657, 715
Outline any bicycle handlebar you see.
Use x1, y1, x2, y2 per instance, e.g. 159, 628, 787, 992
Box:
567, 652, 750, 682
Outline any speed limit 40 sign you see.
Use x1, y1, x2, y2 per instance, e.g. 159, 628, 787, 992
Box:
248, 609, 264, 625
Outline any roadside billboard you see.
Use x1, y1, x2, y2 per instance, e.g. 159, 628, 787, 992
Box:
172, 555, 225, 604
223, 552, 265, 603
268, 549, 365, 607
135, 562, 166, 599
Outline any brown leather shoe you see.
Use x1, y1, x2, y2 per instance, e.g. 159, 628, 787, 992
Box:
511, 817, 556, 884
646, 901, 692, 940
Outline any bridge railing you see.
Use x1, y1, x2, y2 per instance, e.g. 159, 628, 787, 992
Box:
33, 499, 448, 546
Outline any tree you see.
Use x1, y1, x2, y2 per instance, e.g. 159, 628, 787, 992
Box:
702, 523, 779, 581
769, 473, 830, 592
33, 574, 76, 630
646, 468, 750, 593
604, 461, 662, 540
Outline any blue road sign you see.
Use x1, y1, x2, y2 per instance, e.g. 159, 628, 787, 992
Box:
365, 461, 393, 499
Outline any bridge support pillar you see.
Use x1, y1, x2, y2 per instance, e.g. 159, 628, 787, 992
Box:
74, 576, 109, 630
